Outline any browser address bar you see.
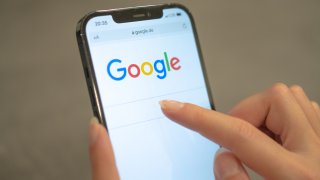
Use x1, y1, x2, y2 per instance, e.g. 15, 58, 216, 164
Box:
89, 22, 190, 43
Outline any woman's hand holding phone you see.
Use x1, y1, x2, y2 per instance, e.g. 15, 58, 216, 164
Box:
89, 83, 320, 180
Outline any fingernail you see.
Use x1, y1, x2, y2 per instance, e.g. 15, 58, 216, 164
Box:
159, 100, 184, 111
215, 152, 242, 179
89, 117, 100, 146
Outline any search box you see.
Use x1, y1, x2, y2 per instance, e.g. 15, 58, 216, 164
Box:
105, 87, 209, 130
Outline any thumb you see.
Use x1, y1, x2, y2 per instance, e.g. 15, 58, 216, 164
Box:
214, 149, 249, 180
89, 117, 119, 180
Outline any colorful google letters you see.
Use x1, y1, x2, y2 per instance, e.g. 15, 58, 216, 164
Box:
107, 52, 181, 81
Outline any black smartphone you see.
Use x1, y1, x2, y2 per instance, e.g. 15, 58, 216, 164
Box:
76, 4, 219, 179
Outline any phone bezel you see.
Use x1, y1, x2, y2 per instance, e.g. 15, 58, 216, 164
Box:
76, 3, 215, 129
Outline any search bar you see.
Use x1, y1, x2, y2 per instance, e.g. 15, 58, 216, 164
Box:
88, 22, 190, 43
105, 87, 209, 130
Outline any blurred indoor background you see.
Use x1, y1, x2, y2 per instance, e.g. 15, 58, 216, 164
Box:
0, 0, 319, 179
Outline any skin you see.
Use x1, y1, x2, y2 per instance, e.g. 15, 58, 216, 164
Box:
88, 83, 320, 180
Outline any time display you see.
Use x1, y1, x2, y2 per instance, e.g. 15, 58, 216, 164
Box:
95, 20, 108, 26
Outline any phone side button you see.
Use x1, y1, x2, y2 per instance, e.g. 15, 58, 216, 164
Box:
84, 67, 90, 78
92, 107, 99, 119
88, 86, 97, 107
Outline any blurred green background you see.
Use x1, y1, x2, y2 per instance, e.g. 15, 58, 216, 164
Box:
0, 0, 319, 179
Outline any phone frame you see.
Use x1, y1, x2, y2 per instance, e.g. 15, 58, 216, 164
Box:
76, 3, 215, 130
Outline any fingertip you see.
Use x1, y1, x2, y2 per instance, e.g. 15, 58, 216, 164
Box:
90, 116, 99, 125
160, 101, 208, 132
89, 117, 111, 150
89, 117, 101, 147
214, 149, 249, 180
159, 100, 184, 113
159, 100, 190, 126
88, 118, 120, 180
159, 100, 166, 109
214, 147, 229, 159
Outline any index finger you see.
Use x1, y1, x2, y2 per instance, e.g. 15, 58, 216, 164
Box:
160, 100, 289, 179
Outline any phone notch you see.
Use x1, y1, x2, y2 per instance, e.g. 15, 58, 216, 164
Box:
112, 6, 163, 23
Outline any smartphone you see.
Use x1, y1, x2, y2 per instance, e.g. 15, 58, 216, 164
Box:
76, 4, 219, 179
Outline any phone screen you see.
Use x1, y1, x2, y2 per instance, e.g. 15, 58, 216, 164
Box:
84, 6, 219, 180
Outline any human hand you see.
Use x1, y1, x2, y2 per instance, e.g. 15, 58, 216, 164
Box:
89, 117, 119, 180
160, 83, 320, 179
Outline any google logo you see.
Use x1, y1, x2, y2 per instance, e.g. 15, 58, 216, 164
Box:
107, 52, 181, 81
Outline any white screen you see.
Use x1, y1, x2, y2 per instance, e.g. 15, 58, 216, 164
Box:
86, 7, 219, 180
